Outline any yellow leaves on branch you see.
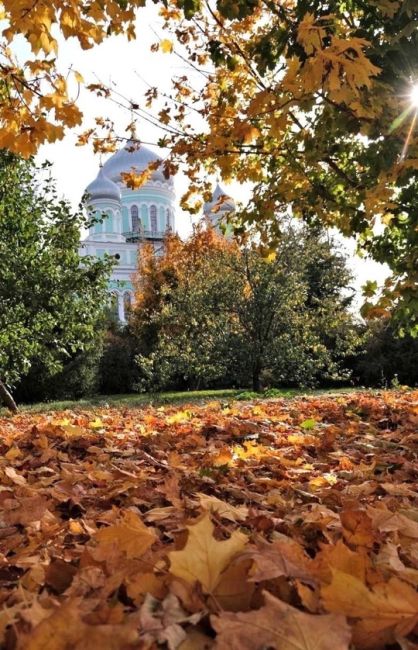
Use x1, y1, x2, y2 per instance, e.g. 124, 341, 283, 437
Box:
294, 14, 381, 98
0, 0, 142, 156
160, 38, 174, 53
121, 168, 152, 190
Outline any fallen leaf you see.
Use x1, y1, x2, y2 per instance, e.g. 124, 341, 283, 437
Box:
169, 512, 247, 593
321, 570, 418, 648
212, 590, 351, 649
197, 493, 248, 522
94, 510, 156, 559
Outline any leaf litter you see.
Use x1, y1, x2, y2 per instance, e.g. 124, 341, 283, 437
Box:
0, 390, 417, 649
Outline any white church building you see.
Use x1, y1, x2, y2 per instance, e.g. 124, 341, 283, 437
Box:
79, 140, 235, 321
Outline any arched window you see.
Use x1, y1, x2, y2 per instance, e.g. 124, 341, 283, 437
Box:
131, 205, 140, 232
166, 208, 170, 230
150, 205, 157, 233
123, 292, 132, 319
109, 292, 119, 322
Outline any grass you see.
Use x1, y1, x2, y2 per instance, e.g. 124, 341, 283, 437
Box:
0, 386, 369, 415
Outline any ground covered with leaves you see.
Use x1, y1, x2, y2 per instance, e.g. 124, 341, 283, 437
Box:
0, 390, 417, 649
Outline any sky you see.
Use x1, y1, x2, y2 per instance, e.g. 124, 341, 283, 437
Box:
13, 2, 388, 305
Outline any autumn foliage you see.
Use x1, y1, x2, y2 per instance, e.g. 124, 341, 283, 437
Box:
0, 390, 417, 648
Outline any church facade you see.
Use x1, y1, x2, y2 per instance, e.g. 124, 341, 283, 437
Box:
79, 140, 234, 321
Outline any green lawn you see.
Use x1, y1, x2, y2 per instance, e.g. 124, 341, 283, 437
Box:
0, 386, 369, 415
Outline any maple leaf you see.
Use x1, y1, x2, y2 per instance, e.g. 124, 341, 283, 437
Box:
93, 510, 156, 559
160, 38, 174, 53
321, 570, 418, 648
247, 536, 317, 584
196, 493, 248, 522
340, 510, 375, 548
212, 590, 351, 649
168, 512, 248, 593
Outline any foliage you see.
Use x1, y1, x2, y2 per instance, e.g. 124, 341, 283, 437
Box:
98, 329, 138, 394
132, 228, 243, 391
355, 320, 418, 387
0, 390, 417, 648
0, 152, 112, 398
131, 225, 361, 392
0, 0, 147, 155
3, 1, 418, 328
15, 343, 104, 403
130, 0, 418, 331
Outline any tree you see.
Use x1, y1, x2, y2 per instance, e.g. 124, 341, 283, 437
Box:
131, 224, 360, 392
355, 319, 418, 387
132, 0, 418, 331
225, 226, 360, 391
131, 228, 242, 391
0, 152, 112, 410
3, 1, 418, 328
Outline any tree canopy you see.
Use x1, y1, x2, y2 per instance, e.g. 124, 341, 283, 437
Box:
2, 1, 418, 328
145, 0, 418, 331
131, 224, 360, 392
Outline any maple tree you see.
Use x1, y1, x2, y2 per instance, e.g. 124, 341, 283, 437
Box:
0, 152, 112, 411
2, 1, 418, 328
131, 224, 360, 391
0, 388, 417, 647
136, 0, 418, 331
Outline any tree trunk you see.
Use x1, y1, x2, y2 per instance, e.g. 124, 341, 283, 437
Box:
0, 379, 18, 413
252, 360, 262, 392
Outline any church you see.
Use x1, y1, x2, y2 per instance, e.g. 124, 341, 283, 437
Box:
79, 140, 235, 322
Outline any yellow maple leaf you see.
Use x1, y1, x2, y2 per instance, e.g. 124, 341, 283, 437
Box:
160, 38, 173, 53
169, 512, 248, 592
167, 409, 192, 424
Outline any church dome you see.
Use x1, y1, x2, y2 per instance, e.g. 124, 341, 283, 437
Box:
203, 183, 236, 215
85, 167, 121, 203
102, 139, 172, 186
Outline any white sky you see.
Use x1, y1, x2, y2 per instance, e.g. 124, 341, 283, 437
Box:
12, 2, 388, 303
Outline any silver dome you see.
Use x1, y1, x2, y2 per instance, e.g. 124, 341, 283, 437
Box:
203, 183, 236, 215
85, 168, 121, 203
102, 140, 172, 185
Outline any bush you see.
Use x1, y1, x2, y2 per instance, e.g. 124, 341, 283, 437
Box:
98, 330, 137, 394
355, 321, 418, 387
15, 343, 103, 403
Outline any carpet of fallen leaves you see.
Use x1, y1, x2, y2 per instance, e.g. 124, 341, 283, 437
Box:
0, 390, 418, 650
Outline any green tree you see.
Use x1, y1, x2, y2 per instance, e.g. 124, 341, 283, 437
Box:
0, 152, 112, 410
132, 229, 241, 391
227, 226, 360, 391
131, 224, 360, 392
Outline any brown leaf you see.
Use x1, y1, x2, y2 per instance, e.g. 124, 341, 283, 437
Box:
45, 558, 77, 594
93, 510, 156, 559
366, 504, 418, 539
340, 510, 375, 547
212, 590, 351, 649
197, 492, 248, 522
247, 536, 317, 584
321, 570, 418, 648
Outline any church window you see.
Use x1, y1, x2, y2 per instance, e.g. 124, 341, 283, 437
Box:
166, 208, 170, 229
131, 205, 140, 232
109, 292, 119, 322
123, 292, 132, 319
150, 205, 157, 232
